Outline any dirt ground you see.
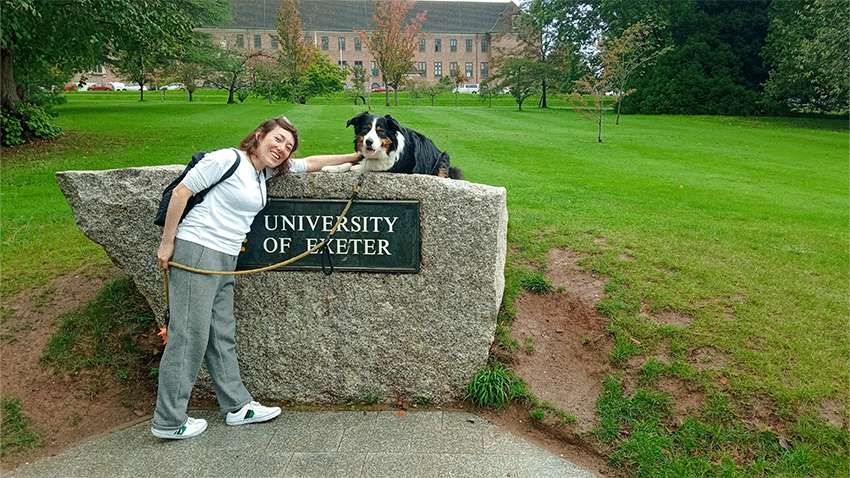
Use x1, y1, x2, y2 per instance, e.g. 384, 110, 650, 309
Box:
1, 247, 765, 477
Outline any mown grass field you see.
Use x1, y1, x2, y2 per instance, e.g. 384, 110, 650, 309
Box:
2, 89, 848, 476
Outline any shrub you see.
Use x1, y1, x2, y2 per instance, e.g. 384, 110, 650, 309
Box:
465, 363, 527, 409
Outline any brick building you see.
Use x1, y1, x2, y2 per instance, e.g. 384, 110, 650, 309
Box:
76, 0, 520, 89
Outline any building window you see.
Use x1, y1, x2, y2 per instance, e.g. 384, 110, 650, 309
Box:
449, 62, 457, 74
371, 61, 379, 77
466, 39, 473, 52
418, 62, 426, 77
434, 62, 442, 78
321, 36, 329, 50
254, 35, 261, 48
481, 38, 488, 53
92, 64, 104, 75
339, 61, 347, 70
339, 37, 345, 51
450, 39, 457, 52
355, 37, 361, 51
271, 39, 279, 50
434, 39, 441, 52
236, 34, 244, 48
466, 62, 473, 78
481, 62, 489, 79
419, 39, 425, 52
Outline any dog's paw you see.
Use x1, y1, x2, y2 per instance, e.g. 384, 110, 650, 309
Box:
322, 163, 353, 173
350, 163, 365, 173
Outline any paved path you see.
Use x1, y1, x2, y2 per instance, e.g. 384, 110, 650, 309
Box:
8, 410, 597, 478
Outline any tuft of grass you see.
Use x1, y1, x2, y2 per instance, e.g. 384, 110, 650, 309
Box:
40, 277, 154, 376
465, 363, 528, 409
518, 270, 553, 294
1, 397, 45, 458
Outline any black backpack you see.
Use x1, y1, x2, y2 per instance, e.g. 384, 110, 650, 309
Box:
154, 149, 241, 227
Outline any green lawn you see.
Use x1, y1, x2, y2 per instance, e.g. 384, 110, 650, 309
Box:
2, 89, 847, 475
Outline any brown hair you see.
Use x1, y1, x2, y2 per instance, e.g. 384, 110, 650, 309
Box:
239, 115, 300, 176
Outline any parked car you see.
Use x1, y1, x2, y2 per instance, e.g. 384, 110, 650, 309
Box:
125, 82, 147, 91
371, 85, 394, 93
88, 83, 114, 91
163, 82, 185, 90
454, 83, 479, 94
110, 82, 126, 91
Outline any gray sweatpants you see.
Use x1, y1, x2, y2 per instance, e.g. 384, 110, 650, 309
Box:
152, 238, 252, 430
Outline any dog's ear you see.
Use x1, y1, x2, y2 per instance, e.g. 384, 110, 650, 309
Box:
384, 115, 401, 134
346, 112, 368, 128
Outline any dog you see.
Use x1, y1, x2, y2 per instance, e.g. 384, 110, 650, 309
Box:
322, 112, 463, 179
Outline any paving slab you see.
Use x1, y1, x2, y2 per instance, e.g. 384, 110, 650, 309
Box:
7, 410, 597, 478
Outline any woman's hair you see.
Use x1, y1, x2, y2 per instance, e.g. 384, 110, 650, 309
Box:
239, 115, 299, 176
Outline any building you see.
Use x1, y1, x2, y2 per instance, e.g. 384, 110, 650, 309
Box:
75, 0, 520, 89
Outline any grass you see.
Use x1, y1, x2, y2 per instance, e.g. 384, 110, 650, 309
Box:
39, 277, 155, 375
0, 397, 45, 458
1, 89, 847, 475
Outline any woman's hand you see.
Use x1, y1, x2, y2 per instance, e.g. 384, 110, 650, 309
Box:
157, 241, 175, 270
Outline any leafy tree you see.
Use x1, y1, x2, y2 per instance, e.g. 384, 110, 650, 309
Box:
207, 45, 264, 104
487, 58, 541, 111
1, 0, 227, 143
356, 0, 427, 107
763, 0, 849, 113
346, 64, 369, 106
275, 0, 315, 104
619, 0, 770, 115
423, 76, 452, 106
246, 55, 282, 104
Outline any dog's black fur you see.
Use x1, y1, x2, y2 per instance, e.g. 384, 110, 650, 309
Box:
342, 112, 463, 179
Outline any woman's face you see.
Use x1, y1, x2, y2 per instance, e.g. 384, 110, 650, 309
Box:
254, 126, 295, 170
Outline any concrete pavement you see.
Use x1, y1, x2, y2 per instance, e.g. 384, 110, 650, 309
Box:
8, 409, 597, 478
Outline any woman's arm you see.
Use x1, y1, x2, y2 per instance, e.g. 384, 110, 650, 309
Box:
299, 152, 361, 172
157, 183, 194, 270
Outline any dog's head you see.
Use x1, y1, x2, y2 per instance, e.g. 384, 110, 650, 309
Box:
346, 112, 401, 161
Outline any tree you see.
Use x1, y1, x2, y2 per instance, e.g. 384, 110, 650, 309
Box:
497, 0, 587, 108
448, 68, 467, 106
487, 58, 541, 111
1, 0, 227, 142
275, 0, 316, 104
246, 55, 282, 104
207, 45, 264, 104
600, 21, 671, 123
570, 69, 609, 143
763, 0, 849, 113
356, 0, 427, 107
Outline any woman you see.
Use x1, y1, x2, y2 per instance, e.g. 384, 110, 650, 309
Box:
152, 116, 358, 439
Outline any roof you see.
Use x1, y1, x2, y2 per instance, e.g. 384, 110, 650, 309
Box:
220, 0, 519, 34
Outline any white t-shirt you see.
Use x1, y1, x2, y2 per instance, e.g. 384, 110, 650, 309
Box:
175, 149, 308, 256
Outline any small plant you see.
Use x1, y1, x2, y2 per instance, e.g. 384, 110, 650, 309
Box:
465, 363, 527, 409
70, 411, 82, 426
363, 393, 380, 405
414, 396, 433, 407
116, 369, 132, 381
529, 408, 545, 421
519, 271, 552, 294
149, 367, 159, 378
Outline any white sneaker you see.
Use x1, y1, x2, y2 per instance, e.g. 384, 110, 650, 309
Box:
226, 401, 281, 425
151, 417, 207, 439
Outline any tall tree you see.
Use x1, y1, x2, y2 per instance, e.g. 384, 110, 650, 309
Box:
763, 0, 849, 113
356, 0, 427, 107
275, 0, 316, 104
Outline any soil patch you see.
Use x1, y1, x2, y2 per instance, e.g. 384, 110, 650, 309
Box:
1, 267, 159, 471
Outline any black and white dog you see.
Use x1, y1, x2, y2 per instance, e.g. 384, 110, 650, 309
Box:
322, 112, 463, 179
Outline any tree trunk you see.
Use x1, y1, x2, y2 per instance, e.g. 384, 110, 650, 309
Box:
1, 47, 23, 111
616, 99, 621, 125
540, 78, 548, 108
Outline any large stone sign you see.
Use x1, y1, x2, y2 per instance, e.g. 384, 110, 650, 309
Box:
56, 167, 507, 404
